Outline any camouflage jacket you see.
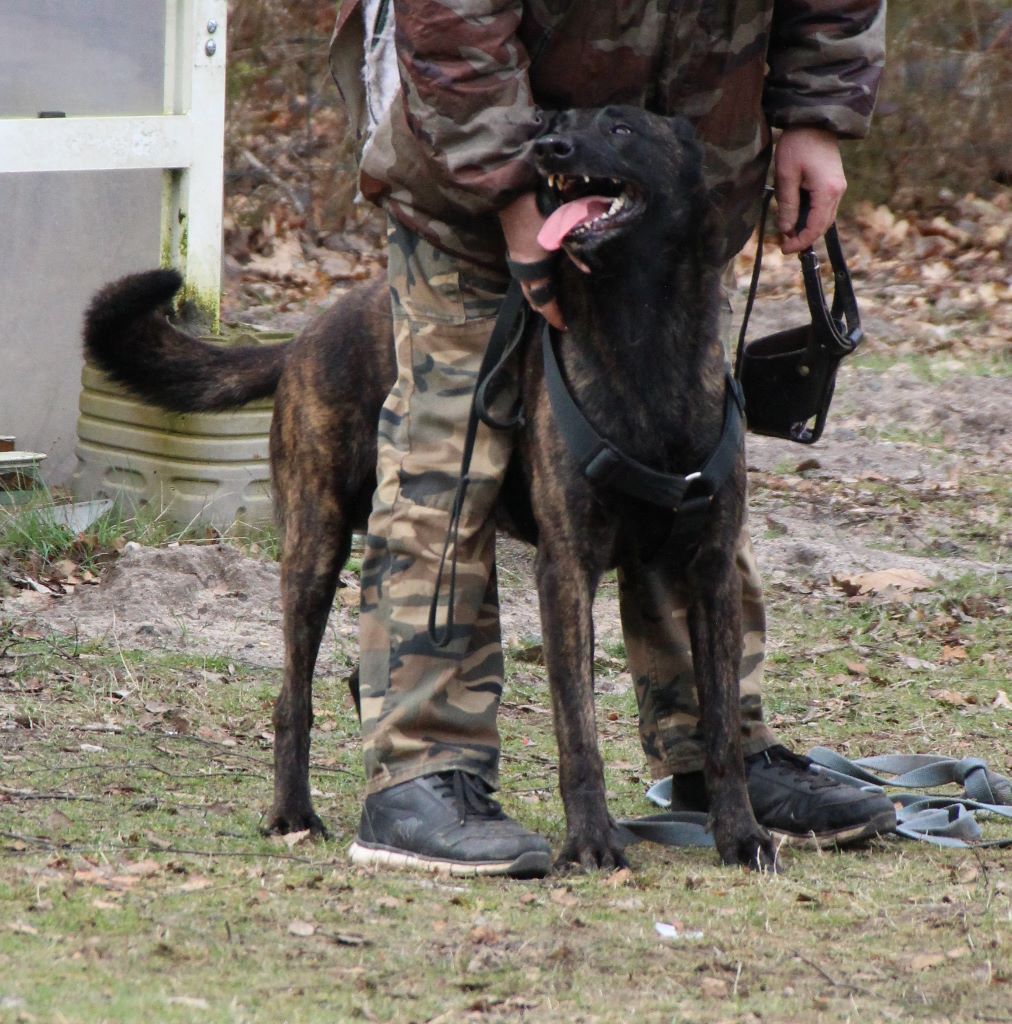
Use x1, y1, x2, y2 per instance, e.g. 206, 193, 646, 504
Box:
330, 0, 886, 265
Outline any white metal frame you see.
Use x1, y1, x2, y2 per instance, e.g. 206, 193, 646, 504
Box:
0, 0, 228, 322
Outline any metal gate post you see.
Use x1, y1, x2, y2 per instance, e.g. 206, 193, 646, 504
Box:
162, 0, 228, 327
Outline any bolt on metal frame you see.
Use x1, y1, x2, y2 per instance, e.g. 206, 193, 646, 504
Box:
0, 0, 228, 325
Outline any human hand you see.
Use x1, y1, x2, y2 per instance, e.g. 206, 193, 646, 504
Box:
774, 127, 847, 255
498, 192, 566, 330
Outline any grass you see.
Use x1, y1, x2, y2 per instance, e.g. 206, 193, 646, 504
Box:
1, 555, 1010, 1023
850, 351, 1011, 382
2, 352, 1009, 1023
0, 493, 281, 583
751, 456, 1009, 566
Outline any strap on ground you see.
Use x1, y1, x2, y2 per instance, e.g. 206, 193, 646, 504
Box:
621, 750, 1012, 851
806, 747, 1012, 849
614, 811, 715, 850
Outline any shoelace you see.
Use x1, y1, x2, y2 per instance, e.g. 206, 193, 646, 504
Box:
434, 770, 505, 825
749, 745, 837, 791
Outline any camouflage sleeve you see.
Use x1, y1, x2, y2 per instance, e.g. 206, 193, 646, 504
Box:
764, 0, 886, 139
392, 0, 541, 213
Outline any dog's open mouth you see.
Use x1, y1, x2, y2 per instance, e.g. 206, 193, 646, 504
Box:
536, 173, 645, 252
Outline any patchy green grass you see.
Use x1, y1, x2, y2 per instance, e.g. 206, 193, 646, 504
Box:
0, 494, 281, 586
2, 350, 1009, 1022
853, 350, 1011, 382
762, 575, 1010, 752
1, 561, 1010, 1024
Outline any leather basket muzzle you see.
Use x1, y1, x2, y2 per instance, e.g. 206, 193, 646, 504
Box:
735, 205, 864, 445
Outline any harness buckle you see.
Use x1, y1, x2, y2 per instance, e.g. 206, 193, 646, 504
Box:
678, 494, 713, 516
584, 446, 622, 487
678, 471, 715, 516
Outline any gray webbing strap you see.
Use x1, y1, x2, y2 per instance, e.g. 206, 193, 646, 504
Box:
614, 811, 715, 850
806, 747, 1012, 849
634, 751, 1012, 850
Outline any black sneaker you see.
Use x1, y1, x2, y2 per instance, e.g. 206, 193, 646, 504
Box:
671, 745, 897, 848
348, 770, 552, 878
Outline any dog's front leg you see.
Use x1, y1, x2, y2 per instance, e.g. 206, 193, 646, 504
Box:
687, 546, 779, 872
536, 543, 627, 871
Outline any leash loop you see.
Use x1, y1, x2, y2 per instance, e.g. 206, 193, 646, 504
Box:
428, 282, 528, 647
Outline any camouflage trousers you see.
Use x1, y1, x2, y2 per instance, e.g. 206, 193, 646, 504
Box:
359, 219, 777, 796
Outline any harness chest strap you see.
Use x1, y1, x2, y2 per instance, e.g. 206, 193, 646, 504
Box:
541, 321, 745, 516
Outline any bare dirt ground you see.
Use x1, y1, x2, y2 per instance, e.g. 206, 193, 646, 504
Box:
4, 301, 1007, 679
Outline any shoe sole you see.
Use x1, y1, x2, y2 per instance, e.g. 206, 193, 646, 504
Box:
766, 809, 897, 850
348, 841, 551, 880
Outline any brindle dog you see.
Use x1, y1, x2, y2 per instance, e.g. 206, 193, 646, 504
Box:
84, 107, 776, 871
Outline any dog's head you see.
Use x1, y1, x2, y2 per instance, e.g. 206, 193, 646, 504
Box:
532, 106, 711, 272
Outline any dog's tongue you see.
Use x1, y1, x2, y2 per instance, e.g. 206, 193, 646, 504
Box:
537, 196, 612, 251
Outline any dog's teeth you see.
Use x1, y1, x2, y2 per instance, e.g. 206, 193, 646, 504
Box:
608, 194, 626, 215
583, 176, 591, 184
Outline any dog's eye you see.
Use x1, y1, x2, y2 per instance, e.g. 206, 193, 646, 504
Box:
611, 124, 633, 136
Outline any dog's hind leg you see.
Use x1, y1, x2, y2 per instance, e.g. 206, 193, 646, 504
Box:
266, 515, 349, 836
264, 476, 351, 837
686, 545, 779, 872
536, 539, 628, 871
262, 355, 366, 837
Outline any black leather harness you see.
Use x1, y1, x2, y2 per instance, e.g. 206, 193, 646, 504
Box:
428, 279, 743, 645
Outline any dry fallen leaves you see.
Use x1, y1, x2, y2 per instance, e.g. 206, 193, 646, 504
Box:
833, 568, 934, 599
275, 828, 312, 850
700, 977, 729, 999
550, 888, 579, 908
930, 689, 978, 707
939, 644, 968, 664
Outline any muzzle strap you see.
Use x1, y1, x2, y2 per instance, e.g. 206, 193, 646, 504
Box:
733, 187, 865, 444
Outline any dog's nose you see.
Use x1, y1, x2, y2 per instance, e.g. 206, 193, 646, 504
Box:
534, 135, 574, 162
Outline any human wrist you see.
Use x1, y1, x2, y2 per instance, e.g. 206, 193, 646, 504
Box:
498, 192, 549, 261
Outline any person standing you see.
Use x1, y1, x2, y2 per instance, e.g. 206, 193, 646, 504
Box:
329, 0, 896, 878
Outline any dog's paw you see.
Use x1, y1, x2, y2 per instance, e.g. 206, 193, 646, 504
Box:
555, 836, 630, 873
262, 806, 330, 840
716, 827, 783, 875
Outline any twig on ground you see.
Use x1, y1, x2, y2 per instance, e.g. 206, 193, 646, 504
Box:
0, 831, 325, 863
241, 147, 307, 214
0, 785, 99, 803
13, 759, 262, 781
791, 949, 872, 995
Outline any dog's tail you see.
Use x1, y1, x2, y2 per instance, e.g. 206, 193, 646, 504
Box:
83, 269, 288, 413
